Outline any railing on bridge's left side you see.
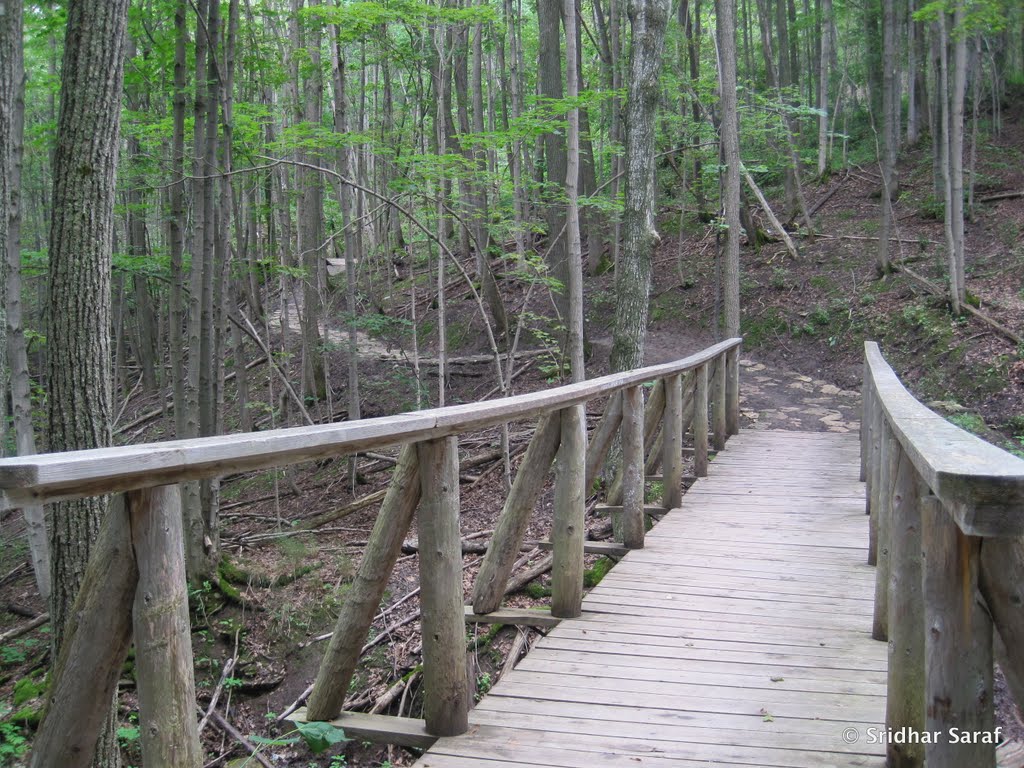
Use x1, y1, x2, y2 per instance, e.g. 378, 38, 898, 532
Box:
863, 341, 1024, 768
0, 338, 742, 768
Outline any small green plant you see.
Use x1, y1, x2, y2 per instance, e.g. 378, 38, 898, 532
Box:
584, 557, 615, 588
947, 412, 986, 435
249, 721, 348, 762
645, 481, 664, 503
0, 718, 29, 762
1, 636, 41, 666
475, 672, 493, 700
117, 725, 141, 748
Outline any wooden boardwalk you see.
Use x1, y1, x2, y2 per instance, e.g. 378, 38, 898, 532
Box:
416, 430, 887, 768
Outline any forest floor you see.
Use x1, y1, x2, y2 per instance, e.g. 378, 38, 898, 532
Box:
2, 118, 1024, 766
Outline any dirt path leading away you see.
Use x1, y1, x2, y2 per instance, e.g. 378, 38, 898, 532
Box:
739, 357, 861, 433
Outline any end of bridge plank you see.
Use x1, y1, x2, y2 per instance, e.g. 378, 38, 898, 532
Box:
644, 474, 697, 483
537, 540, 630, 557
463, 605, 561, 628
287, 709, 436, 750
594, 503, 669, 519
997, 739, 1024, 768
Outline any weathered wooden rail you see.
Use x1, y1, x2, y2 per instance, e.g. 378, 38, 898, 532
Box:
0, 338, 741, 767
863, 341, 1024, 768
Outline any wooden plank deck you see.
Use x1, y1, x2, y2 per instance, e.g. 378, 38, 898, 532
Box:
416, 430, 887, 768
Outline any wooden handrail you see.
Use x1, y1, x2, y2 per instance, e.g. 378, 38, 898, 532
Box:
0, 338, 742, 509
864, 340, 1024, 536
864, 341, 1024, 768
27, 338, 744, 766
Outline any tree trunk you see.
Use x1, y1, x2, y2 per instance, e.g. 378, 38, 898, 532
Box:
817, 0, 832, 175
564, 0, 585, 382
537, 0, 569, 333
610, 0, 671, 373
2, 0, 51, 601
948, 3, 967, 311
717, 0, 742, 339
46, 1, 131, 765
876, 0, 897, 274
169, 0, 188, 442
295, 0, 326, 403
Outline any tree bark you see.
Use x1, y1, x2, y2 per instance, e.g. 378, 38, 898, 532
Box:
2, 0, 51, 601
817, 0, 832, 175
611, 0, 671, 373
717, 0, 742, 338
876, 0, 897, 274
537, 0, 569, 332
46, 0, 131, 765
564, 0, 586, 382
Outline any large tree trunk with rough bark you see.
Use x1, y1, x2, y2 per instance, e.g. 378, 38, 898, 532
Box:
611, 0, 671, 373
46, 0, 131, 764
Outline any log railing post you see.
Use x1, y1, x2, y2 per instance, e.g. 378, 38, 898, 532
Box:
128, 485, 202, 767
662, 374, 684, 509
885, 447, 926, 768
867, 400, 884, 566
693, 365, 709, 477
415, 437, 469, 736
620, 385, 645, 549
980, 540, 1024, 724
308, 445, 421, 719
712, 353, 727, 451
552, 404, 586, 618
30, 495, 138, 768
725, 344, 740, 437
922, 503, 994, 768
872, 420, 897, 642
860, 362, 871, 482
584, 393, 622, 491
473, 413, 561, 613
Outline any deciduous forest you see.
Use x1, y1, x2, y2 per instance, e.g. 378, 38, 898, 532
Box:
1, 0, 1023, 765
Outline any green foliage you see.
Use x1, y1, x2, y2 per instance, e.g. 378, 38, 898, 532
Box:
250, 720, 348, 756
12, 677, 45, 708
0, 717, 30, 762
1, 636, 41, 667
584, 557, 615, 589
741, 308, 788, 347
947, 412, 987, 435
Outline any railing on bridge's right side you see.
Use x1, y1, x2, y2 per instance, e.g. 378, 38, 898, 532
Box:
0, 338, 741, 768
863, 341, 1024, 768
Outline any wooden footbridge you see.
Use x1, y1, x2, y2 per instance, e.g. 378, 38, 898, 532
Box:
3, 339, 1023, 768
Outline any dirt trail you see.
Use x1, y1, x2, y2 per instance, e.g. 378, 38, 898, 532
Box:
594, 329, 862, 434
267, 292, 405, 361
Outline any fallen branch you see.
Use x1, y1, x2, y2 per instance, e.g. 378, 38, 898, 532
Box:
807, 173, 849, 217
115, 357, 268, 435
819, 233, 943, 246
298, 489, 388, 531
899, 264, 1023, 345
0, 613, 48, 644
501, 628, 531, 679
198, 655, 237, 735
370, 670, 421, 714
742, 166, 800, 259
232, 313, 315, 426
979, 189, 1024, 203
201, 707, 274, 768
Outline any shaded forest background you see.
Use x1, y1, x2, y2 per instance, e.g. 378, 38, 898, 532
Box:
1, 0, 1024, 765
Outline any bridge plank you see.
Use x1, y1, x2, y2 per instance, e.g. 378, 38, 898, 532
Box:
414, 431, 886, 768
